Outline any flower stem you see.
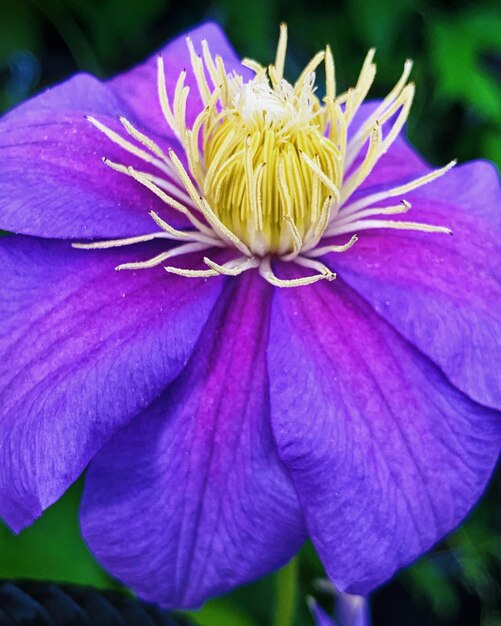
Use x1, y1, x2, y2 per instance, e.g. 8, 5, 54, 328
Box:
272, 556, 299, 626
337, 592, 371, 626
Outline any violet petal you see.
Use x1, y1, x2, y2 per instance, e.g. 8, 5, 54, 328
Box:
0, 103, 190, 239
0, 236, 222, 531
81, 272, 305, 608
330, 160, 501, 410
268, 278, 501, 594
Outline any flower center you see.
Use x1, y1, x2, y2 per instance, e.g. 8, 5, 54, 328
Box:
78, 24, 454, 287
203, 78, 341, 255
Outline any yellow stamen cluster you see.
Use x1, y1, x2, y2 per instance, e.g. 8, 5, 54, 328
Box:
204, 111, 341, 256
77, 24, 454, 287
165, 26, 345, 259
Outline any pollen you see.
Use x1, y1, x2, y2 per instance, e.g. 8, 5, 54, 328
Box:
204, 81, 341, 255
78, 24, 455, 287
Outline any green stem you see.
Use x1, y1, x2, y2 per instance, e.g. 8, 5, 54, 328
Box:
272, 556, 299, 626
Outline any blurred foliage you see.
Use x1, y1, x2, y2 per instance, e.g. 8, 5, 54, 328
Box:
0, 1, 500, 625
0, 479, 116, 590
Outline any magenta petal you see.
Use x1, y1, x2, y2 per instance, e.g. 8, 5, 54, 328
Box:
81, 273, 305, 608
0, 104, 189, 239
331, 160, 501, 410
268, 280, 501, 595
0, 237, 222, 531
108, 22, 252, 132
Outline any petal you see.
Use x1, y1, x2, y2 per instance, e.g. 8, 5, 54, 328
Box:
351, 134, 429, 192
330, 160, 501, 410
348, 101, 430, 191
268, 278, 501, 595
0, 101, 190, 239
108, 22, 252, 132
0, 236, 222, 531
80, 272, 306, 608
3, 73, 127, 121
0, 23, 248, 240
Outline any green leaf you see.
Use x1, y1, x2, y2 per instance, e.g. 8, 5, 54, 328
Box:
214, 0, 275, 63
428, 10, 501, 122
0, 479, 116, 590
404, 557, 459, 619
186, 598, 259, 626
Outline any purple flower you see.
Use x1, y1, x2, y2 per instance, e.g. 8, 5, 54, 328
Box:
0, 22, 500, 609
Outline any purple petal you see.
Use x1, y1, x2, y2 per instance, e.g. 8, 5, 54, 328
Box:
0, 236, 222, 531
268, 279, 501, 595
0, 23, 249, 240
351, 134, 429, 192
330, 160, 501, 410
80, 272, 305, 608
108, 22, 252, 132
0, 102, 190, 239
348, 101, 430, 190
4, 73, 126, 121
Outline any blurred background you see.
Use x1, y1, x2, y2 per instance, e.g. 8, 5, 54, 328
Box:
0, 0, 500, 625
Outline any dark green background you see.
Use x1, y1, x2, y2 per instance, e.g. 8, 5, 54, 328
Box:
0, 1, 500, 625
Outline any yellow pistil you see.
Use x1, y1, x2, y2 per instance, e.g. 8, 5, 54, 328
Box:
78, 24, 454, 287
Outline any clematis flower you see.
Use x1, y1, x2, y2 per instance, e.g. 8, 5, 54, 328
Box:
0, 22, 500, 609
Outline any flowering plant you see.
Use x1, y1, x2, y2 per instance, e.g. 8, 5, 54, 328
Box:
0, 22, 499, 609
